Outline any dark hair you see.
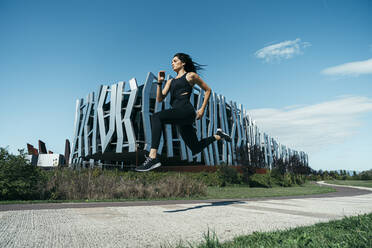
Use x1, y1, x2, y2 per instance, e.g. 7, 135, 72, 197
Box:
173, 53, 207, 73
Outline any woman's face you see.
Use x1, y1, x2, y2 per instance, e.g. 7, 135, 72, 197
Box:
171, 56, 185, 72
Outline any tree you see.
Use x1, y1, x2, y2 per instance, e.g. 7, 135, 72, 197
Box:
0, 147, 47, 200
272, 156, 287, 175
249, 145, 266, 168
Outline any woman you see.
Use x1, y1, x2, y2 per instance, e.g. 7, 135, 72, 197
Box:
135, 53, 232, 172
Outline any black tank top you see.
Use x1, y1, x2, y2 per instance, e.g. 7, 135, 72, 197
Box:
170, 72, 193, 107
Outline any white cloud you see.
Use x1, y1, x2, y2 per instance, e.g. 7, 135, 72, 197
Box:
255, 38, 311, 63
322, 58, 372, 76
246, 96, 372, 153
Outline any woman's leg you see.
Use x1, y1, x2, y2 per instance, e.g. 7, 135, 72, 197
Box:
149, 108, 195, 158
179, 125, 220, 155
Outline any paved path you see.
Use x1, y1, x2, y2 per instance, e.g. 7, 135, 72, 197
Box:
317, 180, 372, 191
1, 182, 372, 248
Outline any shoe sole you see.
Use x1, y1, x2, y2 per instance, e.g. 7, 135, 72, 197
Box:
135, 162, 161, 172
217, 130, 232, 142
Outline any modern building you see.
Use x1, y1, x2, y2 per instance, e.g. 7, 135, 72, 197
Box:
70, 72, 308, 168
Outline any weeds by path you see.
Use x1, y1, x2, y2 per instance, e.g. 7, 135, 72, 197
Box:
170, 213, 372, 248
0, 183, 336, 205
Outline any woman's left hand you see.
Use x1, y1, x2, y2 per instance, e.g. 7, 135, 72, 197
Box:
196, 108, 204, 120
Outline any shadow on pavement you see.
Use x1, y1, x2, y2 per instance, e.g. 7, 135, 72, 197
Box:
163, 200, 245, 213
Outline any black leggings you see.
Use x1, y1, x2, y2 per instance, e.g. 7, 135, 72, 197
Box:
151, 102, 216, 155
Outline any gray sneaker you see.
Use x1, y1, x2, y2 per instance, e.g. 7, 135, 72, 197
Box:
135, 156, 161, 172
216, 128, 232, 142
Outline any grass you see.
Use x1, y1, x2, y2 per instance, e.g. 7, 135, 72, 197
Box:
171, 213, 372, 248
0, 182, 335, 205
325, 180, 372, 188
206, 182, 335, 199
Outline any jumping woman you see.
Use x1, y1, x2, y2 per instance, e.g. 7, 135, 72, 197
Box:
135, 53, 232, 172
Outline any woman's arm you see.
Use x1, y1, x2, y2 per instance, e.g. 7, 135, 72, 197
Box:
156, 78, 173, 102
187, 72, 212, 119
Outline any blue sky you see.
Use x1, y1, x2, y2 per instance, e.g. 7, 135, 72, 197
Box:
0, 0, 371, 171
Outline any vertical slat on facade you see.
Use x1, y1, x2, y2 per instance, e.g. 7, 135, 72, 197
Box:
185, 89, 195, 162
252, 124, 256, 146
195, 88, 203, 162
285, 146, 289, 162
200, 89, 211, 165
262, 132, 268, 166
207, 91, 215, 165
141, 72, 155, 152
234, 102, 242, 165
98, 84, 117, 153
244, 111, 251, 147
164, 75, 174, 158
266, 134, 273, 169
273, 138, 278, 160
217, 94, 227, 164
125, 78, 139, 152
83, 92, 94, 156
239, 104, 246, 146
249, 116, 254, 146
247, 116, 251, 146
255, 126, 259, 147
70, 99, 83, 165
78, 99, 87, 158
278, 142, 282, 160
212, 92, 220, 165
229, 101, 238, 165
154, 80, 165, 155
92, 86, 103, 155
222, 96, 232, 165
115, 81, 125, 153
97, 85, 108, 153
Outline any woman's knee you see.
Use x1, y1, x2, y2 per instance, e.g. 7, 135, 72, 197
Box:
190, 146, 202, 155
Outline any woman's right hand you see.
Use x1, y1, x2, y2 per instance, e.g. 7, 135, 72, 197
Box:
158, 71, 165, 82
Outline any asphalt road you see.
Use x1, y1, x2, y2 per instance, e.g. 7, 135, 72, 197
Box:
1, 182, 371, 248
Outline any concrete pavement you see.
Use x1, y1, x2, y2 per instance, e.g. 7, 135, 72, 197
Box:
1, 182, 372, 248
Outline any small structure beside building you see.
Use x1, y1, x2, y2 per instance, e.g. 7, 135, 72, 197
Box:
26, 140, 69, 168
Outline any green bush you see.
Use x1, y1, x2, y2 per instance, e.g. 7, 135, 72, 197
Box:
272, 173, 293, 187
307, 174, 322, 181
360, 169, 372, 180
267, 169, 295, 187
270, 168, 282, 179
341, 175, 350, 180
0, 147, 48, 200
321, 172, 332, 181
217, 165, 241, 186
190, 172, 223, 187
283, 173, 294, 186
248, 173, 272, 188
241, 165, 256, 184
292, 174, 306, 185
